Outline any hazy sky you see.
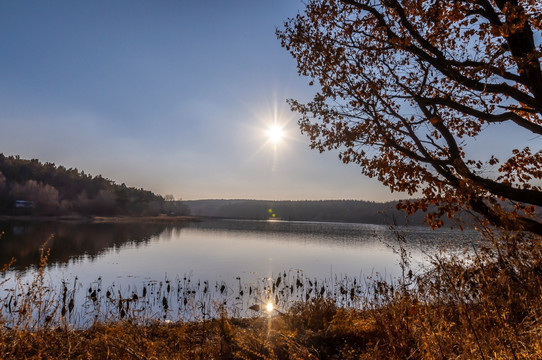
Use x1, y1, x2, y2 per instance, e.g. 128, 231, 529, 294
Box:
0, 1, 476, 201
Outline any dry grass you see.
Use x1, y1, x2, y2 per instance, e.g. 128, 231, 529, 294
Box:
1, 229, 542, 359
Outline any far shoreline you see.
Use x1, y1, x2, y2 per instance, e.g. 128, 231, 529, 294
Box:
0, 214, 201, 224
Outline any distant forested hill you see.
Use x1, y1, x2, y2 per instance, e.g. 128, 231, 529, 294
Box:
184, 199, 462, 226
0, 154, 189, 216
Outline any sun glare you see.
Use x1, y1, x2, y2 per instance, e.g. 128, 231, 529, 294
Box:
266, 302, 274, 313
267, 125, 284, 144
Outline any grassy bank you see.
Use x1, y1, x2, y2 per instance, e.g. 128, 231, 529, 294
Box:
0, 301, 369, 359
1, 293, 540, 359
1, 229, 542, 359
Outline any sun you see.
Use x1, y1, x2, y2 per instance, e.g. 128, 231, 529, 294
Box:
267, 125, 284, 144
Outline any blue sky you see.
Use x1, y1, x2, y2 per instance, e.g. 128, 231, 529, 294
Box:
0, 0, 414, 201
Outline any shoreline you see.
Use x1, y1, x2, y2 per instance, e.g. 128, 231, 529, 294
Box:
0, 214, 201, 224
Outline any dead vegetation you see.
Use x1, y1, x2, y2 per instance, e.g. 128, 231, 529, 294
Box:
1, 228, 542, 359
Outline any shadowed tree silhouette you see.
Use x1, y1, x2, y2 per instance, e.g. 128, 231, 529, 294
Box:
277, 0, 542, 234
0, 154, 190, 217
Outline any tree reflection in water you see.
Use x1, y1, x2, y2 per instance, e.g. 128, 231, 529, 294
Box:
0, 221, 188, 271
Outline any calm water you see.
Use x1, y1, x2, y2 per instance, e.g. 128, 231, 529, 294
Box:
0, 219, 479, 324
0, 219, 478, 281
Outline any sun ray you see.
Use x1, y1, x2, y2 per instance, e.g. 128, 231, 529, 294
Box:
238, 95, 307, 168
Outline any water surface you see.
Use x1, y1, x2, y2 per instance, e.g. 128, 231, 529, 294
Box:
0, 219, 479, 324
0, 219, 479, 283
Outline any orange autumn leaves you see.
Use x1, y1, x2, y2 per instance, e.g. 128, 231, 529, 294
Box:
278, 0, 542, 234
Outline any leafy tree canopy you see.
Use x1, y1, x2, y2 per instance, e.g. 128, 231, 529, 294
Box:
0, 154, 189, 217
278, 0, 542, 234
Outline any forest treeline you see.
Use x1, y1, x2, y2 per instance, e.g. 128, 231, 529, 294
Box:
185, 199, 465, 226
0, 154, 189, 217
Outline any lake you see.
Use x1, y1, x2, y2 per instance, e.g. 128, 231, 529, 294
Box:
0, 219, 479, 326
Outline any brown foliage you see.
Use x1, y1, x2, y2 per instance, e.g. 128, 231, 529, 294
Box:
2, 231, 542, 358
277, 0, 542, 235
2, 226, 542, 359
